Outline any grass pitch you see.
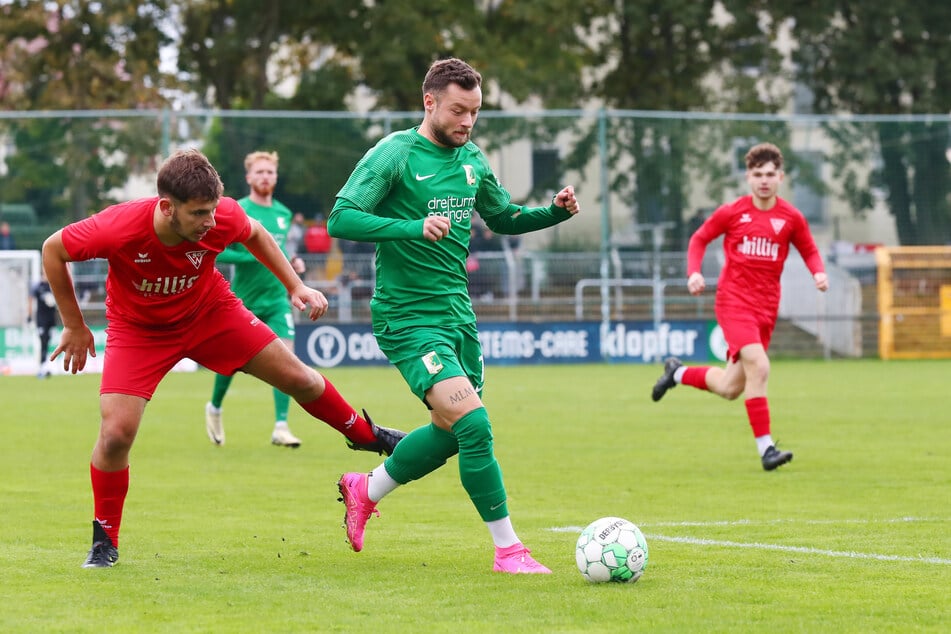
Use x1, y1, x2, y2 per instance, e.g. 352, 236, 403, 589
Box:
0, 359, 948, 633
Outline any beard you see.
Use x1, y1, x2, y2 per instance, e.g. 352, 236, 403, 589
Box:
169, 209, 203, 242
251, 182, 274, 198
431, 121, 470, 148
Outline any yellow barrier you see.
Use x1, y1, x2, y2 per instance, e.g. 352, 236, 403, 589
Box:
876, 246, 951, 359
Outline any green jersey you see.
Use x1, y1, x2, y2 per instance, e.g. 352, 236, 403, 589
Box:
330, 128, 572, 330
217, 197, 294, 313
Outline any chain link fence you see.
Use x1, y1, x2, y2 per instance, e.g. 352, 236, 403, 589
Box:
4, 109, 950, 359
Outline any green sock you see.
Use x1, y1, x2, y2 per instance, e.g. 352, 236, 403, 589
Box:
383, 423, 458, 484
211, 373, 233, 409
450, 407, 508, 522
273, 388, 290, 424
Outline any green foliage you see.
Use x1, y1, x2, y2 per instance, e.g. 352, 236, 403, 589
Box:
4, 1, 951, 243
0, 1, 171, 221
783, 3, 951, 244
200, 114, 374, 219
1, 361, 948, 632
0, 1, 172, 109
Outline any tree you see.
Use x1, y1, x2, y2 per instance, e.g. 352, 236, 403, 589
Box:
784, 3, 951, 245
541, 1, 790, 247
0, 0, 173, 222
176, 3, 371, 216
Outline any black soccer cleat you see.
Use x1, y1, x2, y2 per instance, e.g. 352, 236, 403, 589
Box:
346, 409, 407, 456
82, 520, 118, 568
651, 357, 683, 402
761, 445, 793, 471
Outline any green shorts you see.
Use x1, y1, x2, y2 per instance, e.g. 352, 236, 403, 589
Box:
250, 302, 296, 340
374, 321, 484, 404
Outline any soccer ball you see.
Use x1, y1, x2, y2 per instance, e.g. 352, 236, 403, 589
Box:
575, 516, 649, 583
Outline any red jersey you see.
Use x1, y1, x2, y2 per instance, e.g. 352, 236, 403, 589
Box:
687, 195, 824, 317
61, 196, 252, 328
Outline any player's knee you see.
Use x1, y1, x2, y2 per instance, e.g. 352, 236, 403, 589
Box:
98, 426, 136, 455
281, 365, 322, 397
450, 407, 493, 451
747, 362, 770, 385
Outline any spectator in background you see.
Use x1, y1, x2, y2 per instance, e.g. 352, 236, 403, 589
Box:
467, 219, 502, 300
286, 212, 306, 259
30, 268, 58, 378
0, 221, 15, 249
303, 213, 333, 279
337, 237, 376, 298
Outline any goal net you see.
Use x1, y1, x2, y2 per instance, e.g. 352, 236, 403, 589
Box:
0, 250, 41, 374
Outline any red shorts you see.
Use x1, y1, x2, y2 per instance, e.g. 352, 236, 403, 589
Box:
100, 295, 277, 399
715, 306, 775, 363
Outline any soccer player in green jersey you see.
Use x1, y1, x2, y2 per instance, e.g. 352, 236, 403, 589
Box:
204, 151, 308, 447
331, 58, 580, 574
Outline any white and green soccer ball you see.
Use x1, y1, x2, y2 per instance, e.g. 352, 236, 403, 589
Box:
575, 516, 649, 583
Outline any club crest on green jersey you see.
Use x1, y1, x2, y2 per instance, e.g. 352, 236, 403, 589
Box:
463, 165, 476, 185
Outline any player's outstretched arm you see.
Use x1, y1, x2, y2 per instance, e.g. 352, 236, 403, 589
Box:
242, 219, 328, 320
552, 185, 580, 215
41, 230, 96, 373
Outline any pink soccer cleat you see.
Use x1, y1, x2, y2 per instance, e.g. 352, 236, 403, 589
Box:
493, 543, 552, 574
336, 472, 379, 552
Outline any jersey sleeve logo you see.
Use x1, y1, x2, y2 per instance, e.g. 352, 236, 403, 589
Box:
185, 250, 209, 269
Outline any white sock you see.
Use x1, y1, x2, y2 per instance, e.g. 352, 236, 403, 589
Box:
366, 464, 400, 502
755, 435, 774, 456
486, 517, 520, 549
274, 420, 289, 430
673, 367, 686, 383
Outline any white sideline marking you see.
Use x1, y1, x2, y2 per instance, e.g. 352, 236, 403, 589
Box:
550, 516, 944, 534
641, 516, 944, 528
549, 517, 951, 566
644, 534, 951, 565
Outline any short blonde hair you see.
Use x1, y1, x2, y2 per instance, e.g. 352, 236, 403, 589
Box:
244, 150, 279, 172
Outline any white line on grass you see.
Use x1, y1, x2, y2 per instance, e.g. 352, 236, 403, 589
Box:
643, 534, 951, 565
549, 517, 951, 566
551, 517, 944, 533
640, 517, 945, 528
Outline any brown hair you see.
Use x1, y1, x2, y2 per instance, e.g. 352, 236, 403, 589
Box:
244, 150, 279, 172
745, 143, 784, 171
156, 148, 224, 203
422, 58, 482, 96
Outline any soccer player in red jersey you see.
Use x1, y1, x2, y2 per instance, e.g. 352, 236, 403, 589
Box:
651, 142, 829, 471
41, 149, 405, 568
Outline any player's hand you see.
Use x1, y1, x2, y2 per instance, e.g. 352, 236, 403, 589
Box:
422, 215, 451, 242
50, 324, 96, 374
687, 272, 705, 296
814, 272, 829, 292
553, 185, 580, 215
290, 284, 329, 320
